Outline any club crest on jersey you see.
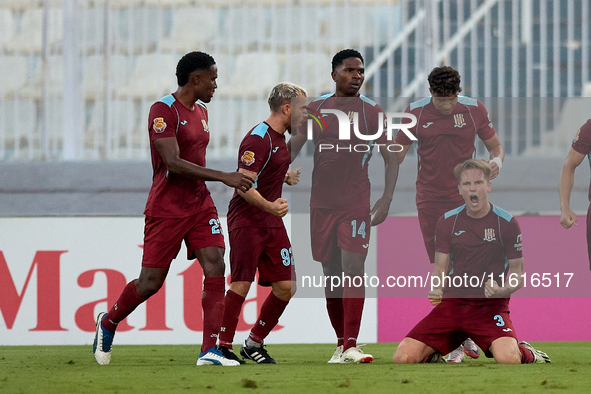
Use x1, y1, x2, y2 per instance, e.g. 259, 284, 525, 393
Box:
348, 111, 355, 125
483, 228, 496, 242
453, 113, 466, 128
153, 117, 167, 133
201, 119, 210, 133
573, 128, 581, 143
241, 151, 255, 166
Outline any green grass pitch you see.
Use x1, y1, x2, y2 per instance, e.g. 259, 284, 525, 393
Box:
1, 342, 590, 393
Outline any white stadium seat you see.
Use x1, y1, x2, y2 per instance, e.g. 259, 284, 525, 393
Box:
0, 56, 28, 98
0, 9, 16, 51
159, 8, 219, 53
217, 53, 279, 99
118, 54, 178, 99
82, 55, 134, 98
5, 9, 63, 54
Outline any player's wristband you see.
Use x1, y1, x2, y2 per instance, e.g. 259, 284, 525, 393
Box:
490, 156, 503, 170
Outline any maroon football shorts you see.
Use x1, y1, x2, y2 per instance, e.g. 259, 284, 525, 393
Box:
418, 202, 465, 263
406, 298, 518, 357
229, 225, 295, 286
310, 207, 371, 262
142, 207, 225, 268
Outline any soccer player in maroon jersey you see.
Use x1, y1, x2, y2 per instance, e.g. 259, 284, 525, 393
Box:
559, 119, 591, 268
290, 49, 399, 363
394, 66, 505, 361
92, 51, 253, 367
216, 82, 307, 364
393, 159, 550, 365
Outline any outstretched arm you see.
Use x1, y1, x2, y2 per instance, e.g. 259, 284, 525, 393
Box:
559, 147, 586, 229
237, 168, 289, 218
154, 137, 253, 192
370, 144, 399, 226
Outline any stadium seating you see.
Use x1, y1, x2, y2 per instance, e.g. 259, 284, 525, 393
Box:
284, 52, 332, 97
117, 54, 178, 99
158, 8, 219, 54
0, 56, 29, 99
217, 53, 279, 99
0, 99, 37, 159
87, 99, 142, 159
0, 9, 15, 51
5, 9, 64, 54
82, 55, 134, 98
19, 55, 63, 99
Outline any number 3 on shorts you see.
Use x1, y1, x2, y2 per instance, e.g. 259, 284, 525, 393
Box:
493, 314, 505, 327
209, 218, 222, 235
280, 247, 294, 267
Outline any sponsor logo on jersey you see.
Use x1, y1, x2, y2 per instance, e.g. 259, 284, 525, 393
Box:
153, 117, 167, 133
181, 120, 187, 125
454, 230, 466, 236
483, 228, 496, 242
422, 122, 434, 128
241, 151, 255, 166
502, 328, 513, 332
362, 244, 369, 249
453, 113, 466, 128
272, 146, 279, 153
514, 234, 522, 252
201, 119, 209, 133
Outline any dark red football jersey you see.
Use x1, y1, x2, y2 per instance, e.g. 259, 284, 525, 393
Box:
305, 94, 387, 210
395, 96, 497, 208
570, 119, 591, 202
435, 203, 523, 298
228, 122, 289, 231
144, 94, 215, 218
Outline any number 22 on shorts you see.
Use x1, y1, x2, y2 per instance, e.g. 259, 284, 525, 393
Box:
209, 218, 222, 234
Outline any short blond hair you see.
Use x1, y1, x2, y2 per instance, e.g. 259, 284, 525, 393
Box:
268, 82, 307, 112
453, 159, 491, 183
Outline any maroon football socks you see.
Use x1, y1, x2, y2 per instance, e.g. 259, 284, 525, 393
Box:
102, 279, 146, 332
219, 290, 246, 349
201, 276, 225, 352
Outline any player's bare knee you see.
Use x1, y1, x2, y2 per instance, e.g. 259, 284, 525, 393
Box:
135, 278, 164, 299
272, 281, 293, 301
195, 247, 225, 277
493, 348, 521, 364
495, 353, 521, 364
393, 348, 418, 364
393, 340, 420, 364
229, 281, 251, 297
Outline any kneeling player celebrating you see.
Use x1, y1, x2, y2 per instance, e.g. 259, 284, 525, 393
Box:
393, 160, 550, 364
